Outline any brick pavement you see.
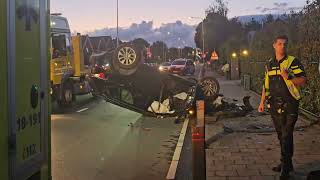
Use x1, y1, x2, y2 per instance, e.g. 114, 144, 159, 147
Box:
204, 71, 320, 180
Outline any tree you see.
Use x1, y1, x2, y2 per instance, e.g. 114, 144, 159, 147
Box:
206, 0, 229, 17
194, 13, 230, 53
181, 46, 194, 59
167, 48, 179, 61
195, 13, 244, 58
265, 14, 274, 24
298, 0, 320, 115
245, 18, 262, 31
195, 0, 227, 52
131, 38, 150, 48
150, 41, 168, 62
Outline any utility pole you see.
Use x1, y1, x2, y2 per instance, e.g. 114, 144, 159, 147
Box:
189, 17, 205, 61
116, 0, 119, 48
201, 21, 205, 60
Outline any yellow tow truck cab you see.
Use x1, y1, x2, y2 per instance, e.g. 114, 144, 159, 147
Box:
50, 14, 92, 106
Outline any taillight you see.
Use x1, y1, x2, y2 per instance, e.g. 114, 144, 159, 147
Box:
99, 73, 105, 79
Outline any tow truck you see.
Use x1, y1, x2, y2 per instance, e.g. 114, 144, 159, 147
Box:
50, 14, 115, 106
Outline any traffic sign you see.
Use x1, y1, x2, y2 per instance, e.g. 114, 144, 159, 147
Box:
211, 51, 218, 61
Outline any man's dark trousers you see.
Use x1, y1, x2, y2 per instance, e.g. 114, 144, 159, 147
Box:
270, 98, 299, 173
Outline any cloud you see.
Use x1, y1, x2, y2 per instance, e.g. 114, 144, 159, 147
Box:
287, 7, 304, 12
274, 2, 288, 8
259, 2, 303, 14
87, 20, 196, 48
261, 7, 279, 13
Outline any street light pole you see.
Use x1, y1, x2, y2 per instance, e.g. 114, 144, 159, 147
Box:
189, 16, 205, 61
201, 20, 205, 61
163, 42, 165, 61
116, 0, 119, 48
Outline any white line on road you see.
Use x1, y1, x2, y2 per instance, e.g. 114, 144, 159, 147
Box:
76, 108, 89, 113
166, 118, 189, 180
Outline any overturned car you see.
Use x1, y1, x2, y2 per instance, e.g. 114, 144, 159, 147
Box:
88, 42, 220, 117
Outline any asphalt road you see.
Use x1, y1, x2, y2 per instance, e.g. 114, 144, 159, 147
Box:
49, 64, 209, 180
51, 95, 185, 180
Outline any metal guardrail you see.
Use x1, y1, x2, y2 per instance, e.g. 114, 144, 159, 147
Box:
299, 107, 320, 123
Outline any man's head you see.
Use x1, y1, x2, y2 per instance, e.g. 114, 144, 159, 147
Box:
273, 35, 288, 56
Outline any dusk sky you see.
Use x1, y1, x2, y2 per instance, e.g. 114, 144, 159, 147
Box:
51, 0, 307, 33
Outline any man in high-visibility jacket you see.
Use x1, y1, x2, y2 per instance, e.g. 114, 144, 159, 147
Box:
258, 35, 307, 180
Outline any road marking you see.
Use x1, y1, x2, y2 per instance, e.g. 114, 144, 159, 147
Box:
76, 108, 89, 113
166, 118, 189, 180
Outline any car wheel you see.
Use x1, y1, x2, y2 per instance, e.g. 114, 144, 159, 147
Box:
58, 81, 74, 106
199, 77, 220, 100
112, 44, 142, 75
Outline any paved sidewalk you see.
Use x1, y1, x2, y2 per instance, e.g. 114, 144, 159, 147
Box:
204, 70, 320, 180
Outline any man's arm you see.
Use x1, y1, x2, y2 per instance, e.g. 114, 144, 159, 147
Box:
291, 76, 306, 87
258, 86, 266, 112
260, 86, 266, 104
281, 70, 307, 87
287, 58, 307, 87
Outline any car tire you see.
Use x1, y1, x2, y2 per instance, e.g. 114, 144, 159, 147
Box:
199, 77, 220, 100
58, 81, 74, 107
112, 44, 142, 75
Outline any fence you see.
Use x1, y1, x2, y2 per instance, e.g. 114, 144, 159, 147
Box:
240, 60, 266, 93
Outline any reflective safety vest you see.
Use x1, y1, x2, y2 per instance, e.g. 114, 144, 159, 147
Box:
264, 55, 302, 100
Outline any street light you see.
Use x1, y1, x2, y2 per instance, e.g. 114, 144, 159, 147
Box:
232, 52, 237, 58
242, 50, 249, 56
189, 16, 205, 61
232, 49, 249, 58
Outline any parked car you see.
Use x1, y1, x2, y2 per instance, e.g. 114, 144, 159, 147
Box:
169, 59, 195, 76
144, 62, 159, 69
158, 62, 171, 72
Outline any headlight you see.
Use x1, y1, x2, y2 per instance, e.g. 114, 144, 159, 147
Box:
159, 66, 164, 71
188, 110, 194, 115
